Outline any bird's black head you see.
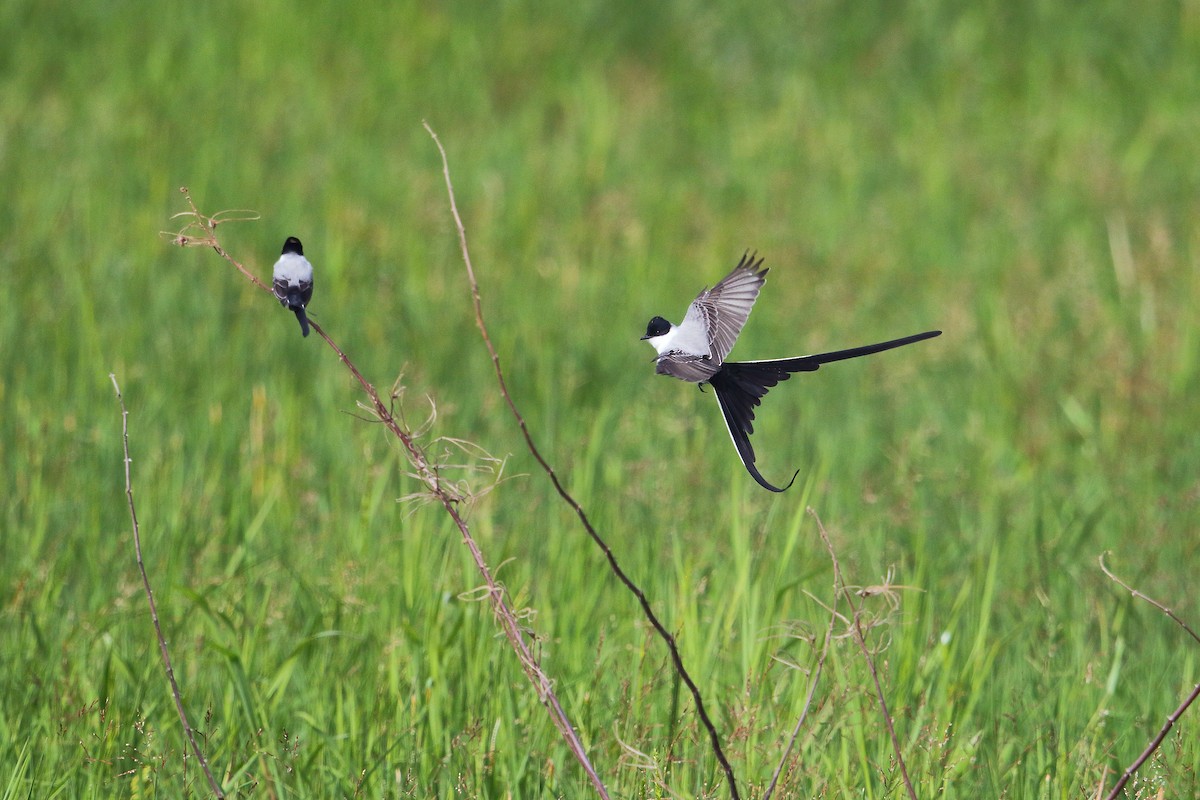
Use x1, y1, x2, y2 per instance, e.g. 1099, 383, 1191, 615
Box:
281, 236, 304, 255
641, 316, 672, 340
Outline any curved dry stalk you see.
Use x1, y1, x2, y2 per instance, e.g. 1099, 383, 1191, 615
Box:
110, 374, 225, 798
1099, 553, 1200, 800
163, 194, 267, 291
809, 507, 917, 800
165, 194, 609, 798
424, 121, 741, 800
1100, 553, 1200, 645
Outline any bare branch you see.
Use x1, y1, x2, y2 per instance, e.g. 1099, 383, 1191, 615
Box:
424, 121, 740, 799
110, 374, 225, 798
166, 194, 609, 798
1100, 553, 1200, 800
1100, 553, 1200, 646
162, 188, 268, 291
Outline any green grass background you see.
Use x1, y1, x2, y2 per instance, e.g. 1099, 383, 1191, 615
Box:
3, 0, 1199, 796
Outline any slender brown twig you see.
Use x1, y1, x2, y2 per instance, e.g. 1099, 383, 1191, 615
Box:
1099, 553, 1200, 800
1100, 553, 1200, 646
110, 374, 225, 798
165, 190, 609, 798
423, 122, 741, 799
809, 507, 917, 800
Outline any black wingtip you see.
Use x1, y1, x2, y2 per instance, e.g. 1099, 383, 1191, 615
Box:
735, 249, 766, 274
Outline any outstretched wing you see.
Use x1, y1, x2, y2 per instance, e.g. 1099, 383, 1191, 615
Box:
681, 252, 768, 366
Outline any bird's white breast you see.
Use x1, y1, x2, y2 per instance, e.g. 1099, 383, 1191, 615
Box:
273, 253, 313, 286
650, 319, 709, 358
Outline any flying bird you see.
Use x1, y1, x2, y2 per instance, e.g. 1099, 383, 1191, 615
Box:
272, 236, 314, 337
642, 252, 940, 492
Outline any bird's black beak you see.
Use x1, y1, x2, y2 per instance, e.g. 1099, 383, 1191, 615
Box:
639, 333, 651, 340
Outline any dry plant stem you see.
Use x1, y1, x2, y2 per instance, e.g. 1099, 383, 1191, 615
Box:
809, 508, 917, 800
423, 121, 742, 800
1104, 683, 1200, 800
310, 325, 608, 799
110, 374, 225, 799
1100, 554, 1200, 800
168, 190, 608, 799
763, 578, 839, 800
1099, 554, 1200, 645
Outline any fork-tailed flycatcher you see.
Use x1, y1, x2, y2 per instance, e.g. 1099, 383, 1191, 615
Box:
272, 236, 314, 337
642, 252, 940, 492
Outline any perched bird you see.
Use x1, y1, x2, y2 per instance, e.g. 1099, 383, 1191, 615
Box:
642, 252, 940, 492
272, 236, 314, 337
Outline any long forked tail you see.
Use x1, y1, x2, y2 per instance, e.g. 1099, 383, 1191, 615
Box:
708, 329, 941, 492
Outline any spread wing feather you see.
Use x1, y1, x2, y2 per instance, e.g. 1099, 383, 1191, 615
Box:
682, 252, 768, 366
